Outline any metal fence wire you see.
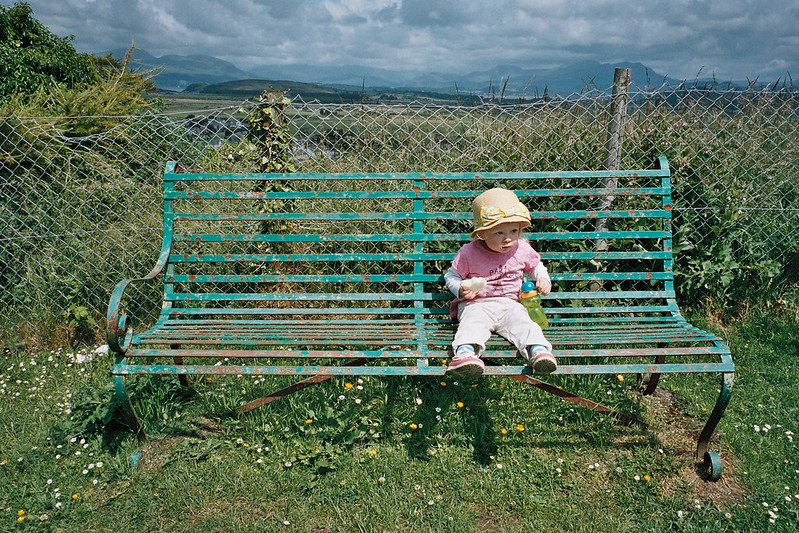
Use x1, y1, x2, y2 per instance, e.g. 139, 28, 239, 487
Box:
1, 83, 798, 345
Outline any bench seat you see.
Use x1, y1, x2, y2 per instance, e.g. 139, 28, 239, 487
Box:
120, 315, 730, 374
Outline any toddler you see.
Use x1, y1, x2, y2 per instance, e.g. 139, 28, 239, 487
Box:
444, 187, 556, 378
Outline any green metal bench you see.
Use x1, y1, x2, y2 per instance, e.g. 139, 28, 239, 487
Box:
107, 157, 733, 479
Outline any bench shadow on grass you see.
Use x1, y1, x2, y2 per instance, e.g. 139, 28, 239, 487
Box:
397, 376, 503, 465
395, 373, 657, 466
87, 370, 654, 474
50, 374, 199, 455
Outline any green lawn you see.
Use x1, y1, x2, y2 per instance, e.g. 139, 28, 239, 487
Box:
1, 311, 797, 532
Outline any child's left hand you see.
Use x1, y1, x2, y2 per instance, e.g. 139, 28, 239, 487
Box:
536, 278, 552, 296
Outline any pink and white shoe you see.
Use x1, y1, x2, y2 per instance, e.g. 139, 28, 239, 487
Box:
530, 350, 557, 374
446, 355, 485, 378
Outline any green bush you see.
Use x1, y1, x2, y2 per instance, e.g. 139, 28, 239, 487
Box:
0, 2, 97, 99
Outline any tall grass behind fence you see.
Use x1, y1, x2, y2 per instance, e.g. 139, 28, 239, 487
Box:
1, 84, 798, 347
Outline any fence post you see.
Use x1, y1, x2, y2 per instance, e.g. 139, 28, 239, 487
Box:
591, 68, 631, 291
603, 68, 631, 172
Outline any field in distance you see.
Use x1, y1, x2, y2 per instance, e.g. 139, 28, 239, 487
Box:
160, 78, 461, 115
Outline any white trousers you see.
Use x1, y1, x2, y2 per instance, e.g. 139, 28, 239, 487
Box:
452, 297, 552, 358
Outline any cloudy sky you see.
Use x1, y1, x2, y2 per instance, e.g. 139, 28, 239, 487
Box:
18, 0, 799, 81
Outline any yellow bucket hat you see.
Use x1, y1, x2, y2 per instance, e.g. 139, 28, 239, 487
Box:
471, 188, 531, 238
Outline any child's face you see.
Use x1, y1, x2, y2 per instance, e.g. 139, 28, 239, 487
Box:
479, 221, 522, 253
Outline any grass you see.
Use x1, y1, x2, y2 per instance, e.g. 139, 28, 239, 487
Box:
1, 310, 797, 532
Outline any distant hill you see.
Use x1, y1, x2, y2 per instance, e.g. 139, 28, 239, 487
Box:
256, 60, 683, 96
185, 79, 459, 105
184, 78, 360, 103
110, 48, 728, 96
107, 48, 259, 91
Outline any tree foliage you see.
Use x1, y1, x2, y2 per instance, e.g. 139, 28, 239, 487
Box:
0, 2, 98, 99
1, 2, 161, 134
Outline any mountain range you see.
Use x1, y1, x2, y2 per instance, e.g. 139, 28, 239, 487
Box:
110, 48, 723, 96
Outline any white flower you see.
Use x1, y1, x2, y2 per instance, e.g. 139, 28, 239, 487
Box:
415, 398, 423, 405
93, 345, 109, 357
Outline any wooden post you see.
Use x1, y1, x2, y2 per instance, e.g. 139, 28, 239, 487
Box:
591, 68, 631, 291
603, 68, 631, 172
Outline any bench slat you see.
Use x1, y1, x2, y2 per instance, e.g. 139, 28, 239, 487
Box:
170, 230, 670, 243
127, 345, 729, 359
113, 362, 733, 376
164, 187, 671, 200
165, 272, 671, 284
164, 168, 670, 181
168, 251, 672, 263
169, 210, 671, 222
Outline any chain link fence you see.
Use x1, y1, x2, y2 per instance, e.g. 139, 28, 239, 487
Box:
2, 82, 798, 347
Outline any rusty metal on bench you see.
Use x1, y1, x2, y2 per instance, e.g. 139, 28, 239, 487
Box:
107, 157, 734, 480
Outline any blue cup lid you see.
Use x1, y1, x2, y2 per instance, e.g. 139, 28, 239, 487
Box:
521, 281, 536, 293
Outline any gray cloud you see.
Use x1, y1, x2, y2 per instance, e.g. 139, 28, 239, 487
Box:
19, 0, 798, 81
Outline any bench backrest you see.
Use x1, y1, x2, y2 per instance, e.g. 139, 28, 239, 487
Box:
161, 157, 676, 322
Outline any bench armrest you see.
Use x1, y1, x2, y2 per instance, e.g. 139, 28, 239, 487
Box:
106, 242, 171, 354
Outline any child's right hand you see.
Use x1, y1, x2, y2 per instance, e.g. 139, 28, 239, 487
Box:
459, 277, 486, 299
459, 287, 478, 300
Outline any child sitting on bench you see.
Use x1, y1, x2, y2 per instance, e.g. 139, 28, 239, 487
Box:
444, 187, 556, 378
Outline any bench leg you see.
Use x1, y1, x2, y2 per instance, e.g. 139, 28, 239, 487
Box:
638, 344, 666, 395
696, 372, 734, 481
171, 345, 189, 387
509, 375, 649, 429
113, 374, 147, 442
